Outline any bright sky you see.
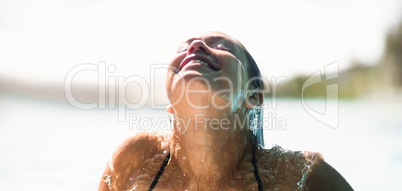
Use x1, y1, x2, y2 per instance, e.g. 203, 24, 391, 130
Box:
0, 0, 401, 86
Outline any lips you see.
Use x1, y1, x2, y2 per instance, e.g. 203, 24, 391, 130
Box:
179, 54, 220, 71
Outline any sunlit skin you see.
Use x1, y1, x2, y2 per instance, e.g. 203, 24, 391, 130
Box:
99, 32, 353, 191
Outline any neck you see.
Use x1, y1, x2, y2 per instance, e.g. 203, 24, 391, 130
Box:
169, 106, 252, 186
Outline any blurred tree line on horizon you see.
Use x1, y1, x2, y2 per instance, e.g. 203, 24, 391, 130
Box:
272, 19, 402, 99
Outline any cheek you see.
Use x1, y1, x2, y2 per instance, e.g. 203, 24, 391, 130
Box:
168, 54, 185, 72
215, 56, 247, 90
210, 56, 248, 111
166, 55, 185, 98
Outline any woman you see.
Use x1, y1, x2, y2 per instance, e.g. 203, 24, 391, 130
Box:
99, 31, 353, 191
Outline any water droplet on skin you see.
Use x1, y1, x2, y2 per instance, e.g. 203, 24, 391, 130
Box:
107, 161, 114, 171
297, 153, 318, 191
103, 175, 112, 189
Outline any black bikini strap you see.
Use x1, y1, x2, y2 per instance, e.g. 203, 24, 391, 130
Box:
149, 151, 263, 191
252, 149, 263, 191
148, 152, 170, 191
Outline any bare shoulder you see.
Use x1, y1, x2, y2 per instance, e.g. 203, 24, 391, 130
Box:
255, 146, 353, 190
98, 132, 170, 191
305, 152, 354, 191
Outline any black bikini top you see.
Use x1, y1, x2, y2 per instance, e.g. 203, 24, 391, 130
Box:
148, 151, 263, 191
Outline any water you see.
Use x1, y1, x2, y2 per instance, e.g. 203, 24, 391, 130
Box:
0, 96, 401, 191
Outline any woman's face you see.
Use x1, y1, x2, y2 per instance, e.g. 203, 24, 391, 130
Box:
166, 32, 250, 111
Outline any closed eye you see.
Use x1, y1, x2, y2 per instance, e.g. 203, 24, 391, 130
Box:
177, 43, 231, 53
177, 43, 189, 53
214, 44, 230, 52
177, 48, 187, 53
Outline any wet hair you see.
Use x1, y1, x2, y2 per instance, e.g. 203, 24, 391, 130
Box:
240, 44, 265, 148
243, 47, 264, 90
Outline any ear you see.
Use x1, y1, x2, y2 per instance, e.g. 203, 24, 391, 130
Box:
245, 92, 263, 109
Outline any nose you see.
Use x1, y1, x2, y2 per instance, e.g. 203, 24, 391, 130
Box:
187, 40, 210, 55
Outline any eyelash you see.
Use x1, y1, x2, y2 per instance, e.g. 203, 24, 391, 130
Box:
177, 44, 189, 53
214, 44, 230, 52
177, 49, 186, 53
177, 44, 231, 53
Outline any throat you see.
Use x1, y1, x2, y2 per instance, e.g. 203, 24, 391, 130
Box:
171, 129, 251, 184
170, 108, 252, 184
187, 145, 234, 181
